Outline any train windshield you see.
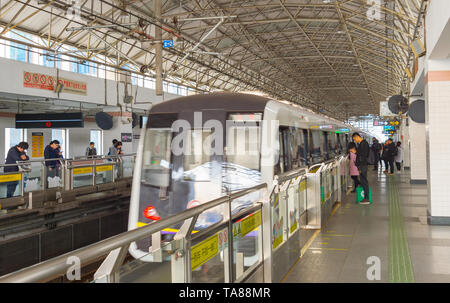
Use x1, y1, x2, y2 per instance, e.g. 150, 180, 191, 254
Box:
141, 128, 172, 187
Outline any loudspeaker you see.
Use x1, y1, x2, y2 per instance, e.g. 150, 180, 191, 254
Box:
95, 112, 113, 130
409, 99, 425, 123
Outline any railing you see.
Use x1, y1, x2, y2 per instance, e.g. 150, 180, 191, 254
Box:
0, 155, 351, 283
0, 154, 136, 207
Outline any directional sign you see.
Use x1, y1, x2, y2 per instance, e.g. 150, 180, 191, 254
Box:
163, 40, 174, 48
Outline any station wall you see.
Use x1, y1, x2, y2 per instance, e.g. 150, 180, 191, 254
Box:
0, 56, 179, 110
0, 115, 144, 162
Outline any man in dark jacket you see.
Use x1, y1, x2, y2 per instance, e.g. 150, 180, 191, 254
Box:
383, 138, 397, 175
44, 140, 60, 188
371, 138, 382, 171
4, 142, 29, 197
352, 133, 371, 204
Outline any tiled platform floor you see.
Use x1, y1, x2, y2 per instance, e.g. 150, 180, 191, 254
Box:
284, 169, 450, 283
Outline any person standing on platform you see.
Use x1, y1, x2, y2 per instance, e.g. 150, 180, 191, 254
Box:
348, 142, 360, 193
371, 138, 382, 171
86, 142, 97, 158
352, 133, 371, 204
384, 138, 397, 176
108, 139, 118, 156
4, 142, 29, 198
395, 141, 403, 172
44, 140, 60, 188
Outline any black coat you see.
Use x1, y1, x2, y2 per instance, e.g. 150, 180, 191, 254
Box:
383, 142, 397, 160
4, 146, 29, 172
356, 139, 370, 167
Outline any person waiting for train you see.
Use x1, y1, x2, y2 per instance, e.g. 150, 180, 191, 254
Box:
348, 142, 360, 193
395, 141, 403, 172
4, 142, 29, 198
352, 132, 371, 204
44, 140, 60, 188
85, 142, 97, 158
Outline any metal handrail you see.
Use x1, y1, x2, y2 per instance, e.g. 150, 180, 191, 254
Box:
0, 183, 266, 283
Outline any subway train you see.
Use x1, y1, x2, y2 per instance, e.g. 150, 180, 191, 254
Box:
128, 92, 372, 260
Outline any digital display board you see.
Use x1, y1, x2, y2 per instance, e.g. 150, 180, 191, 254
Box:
15, 112, 84, 128
384, 125, 395, 132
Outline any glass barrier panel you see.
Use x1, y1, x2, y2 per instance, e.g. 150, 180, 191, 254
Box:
45, 165, 63, 189
287, 181, 299, 236
118, 240, 174, 283
72, 166, 93, 188
96, 165, 114, 184
122, 156, 134, 178
299, 178, 307, 215
113, 161, 122, 180
271, 189, 286, 251
0, 172, 23, 198
24, 162, 43, 192
232, 214, 262, 281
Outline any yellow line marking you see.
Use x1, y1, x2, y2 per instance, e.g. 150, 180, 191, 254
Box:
320, 242, 329, 245
309, 247, 349, 251
323, 234, 353, 237
281, 202, 342, 283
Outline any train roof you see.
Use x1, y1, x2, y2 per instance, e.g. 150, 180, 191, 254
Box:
150, 92, 270, 114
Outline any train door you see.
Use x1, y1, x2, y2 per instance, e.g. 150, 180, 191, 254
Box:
276, 127, 292, 174
302, 129, 309, 166
323, 131, 330, 160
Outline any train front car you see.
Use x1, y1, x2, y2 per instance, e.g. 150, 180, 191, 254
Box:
128, 93, 269, 260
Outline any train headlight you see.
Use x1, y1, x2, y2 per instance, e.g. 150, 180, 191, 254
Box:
144, 206, 161, 220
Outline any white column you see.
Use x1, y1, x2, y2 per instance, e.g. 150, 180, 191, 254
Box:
426, 59, 450, 222
408, 96, 427, 184
400, 116, 410, 168
424, 0, 450, 223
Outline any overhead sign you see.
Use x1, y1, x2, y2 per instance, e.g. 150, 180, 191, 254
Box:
336, 128, 349, 134
384, 125, 395, 132
373, 120, 388, 126
16, 113, 84, 128
163, 40, 174, 48
23, 71, 87, 95
389, 120, 400, 126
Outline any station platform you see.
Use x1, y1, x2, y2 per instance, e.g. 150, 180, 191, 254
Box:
283, 169, 450, 283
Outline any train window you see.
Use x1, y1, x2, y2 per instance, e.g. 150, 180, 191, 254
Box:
225, 123, 260, 170
184, 130, 213, 173
327, 132, 337, 157
141, 128, 172, 187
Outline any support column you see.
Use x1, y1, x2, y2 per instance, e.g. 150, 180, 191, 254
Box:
408, 96, 427, 184
424, 0, 450, 224
154, 0, 163, 96
426, 59, 450, 223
